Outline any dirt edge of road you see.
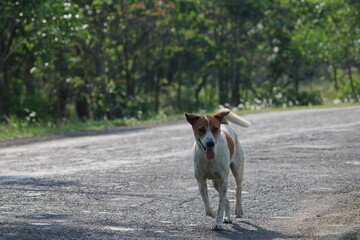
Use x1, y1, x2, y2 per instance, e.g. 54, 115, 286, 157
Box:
2, 105, 359, 149
0, 119, 185, 149
291, 191, 360, 239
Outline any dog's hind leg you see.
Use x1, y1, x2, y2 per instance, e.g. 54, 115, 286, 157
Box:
230, 163, 243, 217
197, 180, 215, 218
230, 143, 245, 218
233, 176, 243, 218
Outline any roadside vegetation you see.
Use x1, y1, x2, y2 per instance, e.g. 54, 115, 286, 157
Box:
1, 103, 359, 140
0, 0, 359, 139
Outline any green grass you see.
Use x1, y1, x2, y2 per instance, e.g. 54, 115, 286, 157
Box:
1, 103, 359, 140
233, 102, 360, 114
0, 113, 184, 140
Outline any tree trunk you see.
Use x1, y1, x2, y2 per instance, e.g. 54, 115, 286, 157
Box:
154, 68, 162, 113
347, 64, 357, 101
195, 74, 207, 107
218, 71, 228, 105
124, 42, 134, 97
177, 74, 182, 111
332, 65, 338, 91
75, 94, 89, 120
294, 69, 300, 93
231, 20, 241, 106
55, 51, 68, 119
121, 6, 134, 98
24, 53, 35, 94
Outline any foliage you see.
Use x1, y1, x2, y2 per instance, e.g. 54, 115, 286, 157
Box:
254, 82, 323, 108
0, 0, 358, 125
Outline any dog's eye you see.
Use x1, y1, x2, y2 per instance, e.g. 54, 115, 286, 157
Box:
198, 127, 206, 133
212, 127, 219, 132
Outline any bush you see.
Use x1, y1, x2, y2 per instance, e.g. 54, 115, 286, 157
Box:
255, 82, 323, 108
296, 90, 323, 106
337, 76, 360, 102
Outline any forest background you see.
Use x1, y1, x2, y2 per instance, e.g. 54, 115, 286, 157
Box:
0, 0, 359, 131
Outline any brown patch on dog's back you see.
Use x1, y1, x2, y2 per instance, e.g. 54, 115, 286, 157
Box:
223, 131, 234, 159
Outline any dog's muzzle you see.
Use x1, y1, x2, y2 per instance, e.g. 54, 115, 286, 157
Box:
197, 138, 215, 160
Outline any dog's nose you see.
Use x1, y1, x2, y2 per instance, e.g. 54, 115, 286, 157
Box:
206, 141, 215, 148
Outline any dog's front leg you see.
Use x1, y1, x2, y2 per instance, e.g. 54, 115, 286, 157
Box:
197, 180, 215, 218
213, 181, 228, 230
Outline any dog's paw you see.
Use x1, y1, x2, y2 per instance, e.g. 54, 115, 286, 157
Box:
223, 217, 232, 224
206, 209, 216, 218
212, 223, 224, 231
235, 209, 243, 218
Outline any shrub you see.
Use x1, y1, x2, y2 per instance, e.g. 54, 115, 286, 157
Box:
255, 82, 323, 108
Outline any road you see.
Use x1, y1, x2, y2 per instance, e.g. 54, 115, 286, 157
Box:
0, 106, 359, 240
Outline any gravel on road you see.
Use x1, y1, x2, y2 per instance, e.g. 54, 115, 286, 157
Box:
0, 106, 359, 240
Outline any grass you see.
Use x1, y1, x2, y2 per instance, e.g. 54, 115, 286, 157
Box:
0, 112, 184, 140
233, 102, 360, 114
1, 103, 359, 140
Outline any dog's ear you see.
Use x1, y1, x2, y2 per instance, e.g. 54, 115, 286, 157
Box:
185, 113, 200, 126
213, 110, 230, 123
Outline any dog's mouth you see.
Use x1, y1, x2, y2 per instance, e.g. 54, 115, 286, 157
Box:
205, 147, 215, 160
197, 138, 215, 160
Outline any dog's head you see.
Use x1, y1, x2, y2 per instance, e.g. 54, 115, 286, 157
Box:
185, 111, 230, 160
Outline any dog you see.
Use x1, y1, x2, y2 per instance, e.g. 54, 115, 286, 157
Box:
185, 110, 250, 230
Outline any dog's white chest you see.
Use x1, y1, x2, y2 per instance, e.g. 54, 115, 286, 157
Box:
193, 138, 231, 180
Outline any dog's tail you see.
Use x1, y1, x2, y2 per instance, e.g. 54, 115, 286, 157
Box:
223, 110, 251, 128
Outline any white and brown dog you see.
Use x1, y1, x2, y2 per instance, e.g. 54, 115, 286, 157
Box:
185, 110, 250, 230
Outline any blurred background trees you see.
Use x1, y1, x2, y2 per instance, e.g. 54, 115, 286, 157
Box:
0, 0, 359, 122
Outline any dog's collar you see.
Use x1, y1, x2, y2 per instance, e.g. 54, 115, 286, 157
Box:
197, 138, 206, 150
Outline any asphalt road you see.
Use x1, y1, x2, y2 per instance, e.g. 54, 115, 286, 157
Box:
1, 106, 359, 240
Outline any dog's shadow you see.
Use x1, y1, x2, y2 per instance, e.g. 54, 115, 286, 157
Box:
216, 220, 301, 240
